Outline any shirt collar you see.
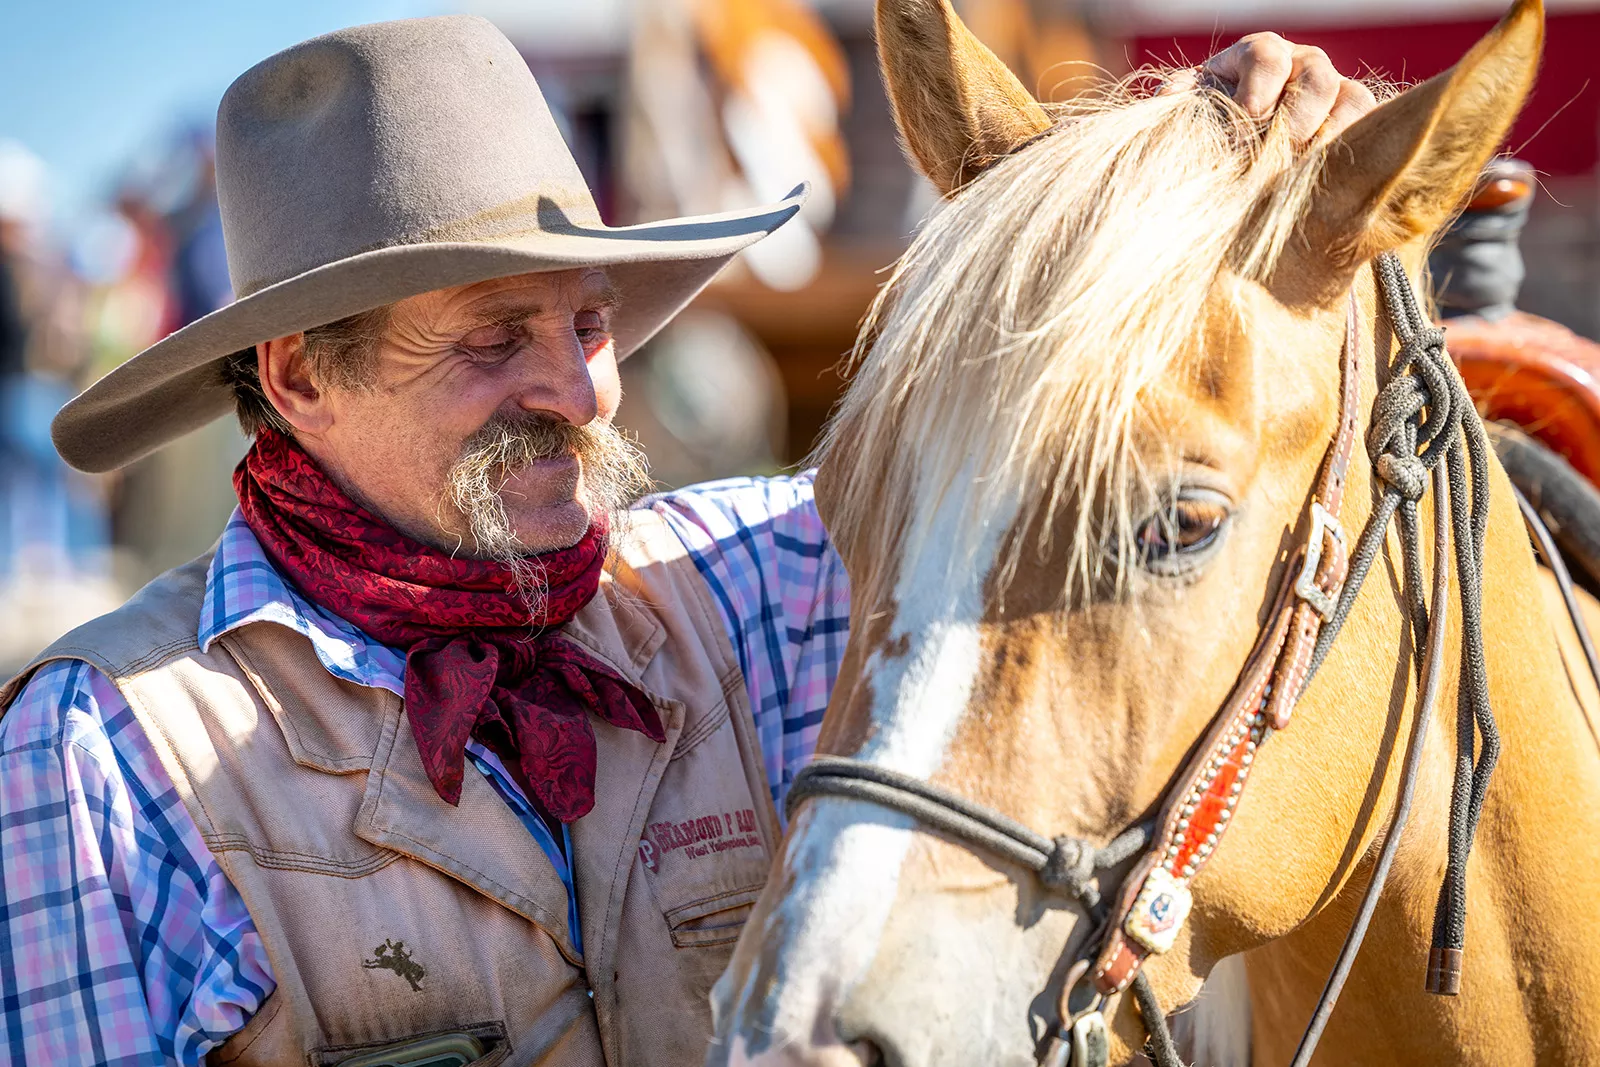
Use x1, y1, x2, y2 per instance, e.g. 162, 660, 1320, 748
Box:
198, 509, 407, 697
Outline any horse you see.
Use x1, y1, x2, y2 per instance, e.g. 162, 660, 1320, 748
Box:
705, 0, 1600, 1063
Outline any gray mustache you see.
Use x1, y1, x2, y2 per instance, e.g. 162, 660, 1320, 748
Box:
459, 414, 595, 470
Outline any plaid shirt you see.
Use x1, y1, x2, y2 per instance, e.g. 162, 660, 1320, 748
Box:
0, 473, 848, 1066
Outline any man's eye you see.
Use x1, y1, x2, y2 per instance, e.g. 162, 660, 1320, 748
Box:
459, 327, 522, 359
575, 311, 610, 348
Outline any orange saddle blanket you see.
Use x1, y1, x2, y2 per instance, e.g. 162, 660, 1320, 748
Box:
1447, 311, 1600, 492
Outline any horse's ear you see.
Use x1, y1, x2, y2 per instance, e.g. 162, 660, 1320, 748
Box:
876, 0, 1052, 195
1303, 0, 1543, 269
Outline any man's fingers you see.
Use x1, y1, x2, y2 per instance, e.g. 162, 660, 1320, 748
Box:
1201, 34, 1374, 144
1319, 78, 1379, 141
1203, 32, 1294, 117
1280, 45, 1344, 142
1158, 68, 1200, 96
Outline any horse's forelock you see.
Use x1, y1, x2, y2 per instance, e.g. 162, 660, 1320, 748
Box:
818, 72, 1333, 612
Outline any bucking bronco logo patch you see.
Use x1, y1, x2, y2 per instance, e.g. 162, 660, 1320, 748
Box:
639, 808, 763, 872
363, 938, 427, 992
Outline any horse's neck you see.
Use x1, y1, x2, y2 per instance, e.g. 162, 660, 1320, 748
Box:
1251, 472, 1600, 1065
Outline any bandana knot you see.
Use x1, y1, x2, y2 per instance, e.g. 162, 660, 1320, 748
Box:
234, 428, 664, 821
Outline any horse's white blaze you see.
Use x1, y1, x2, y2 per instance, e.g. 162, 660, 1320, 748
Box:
729, 464, 1019, 1056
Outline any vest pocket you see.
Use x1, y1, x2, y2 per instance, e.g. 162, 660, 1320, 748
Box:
665, 886, 762, 948
311, 1021, 510, 1067
635, 706, 773, 940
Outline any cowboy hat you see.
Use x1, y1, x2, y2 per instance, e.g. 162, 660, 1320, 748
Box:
52, 14, 806, 473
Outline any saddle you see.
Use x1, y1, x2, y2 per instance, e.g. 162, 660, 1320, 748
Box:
1434, 160, 1600, 592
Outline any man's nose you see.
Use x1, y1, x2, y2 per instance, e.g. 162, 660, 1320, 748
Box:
512, 332, 599, 426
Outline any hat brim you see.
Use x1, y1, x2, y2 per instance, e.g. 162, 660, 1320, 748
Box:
53, 185, 808, 473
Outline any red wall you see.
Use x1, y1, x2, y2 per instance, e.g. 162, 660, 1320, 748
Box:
1132, 8, 1600, 177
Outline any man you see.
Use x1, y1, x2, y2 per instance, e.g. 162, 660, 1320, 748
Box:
0, 15, 1370, 1067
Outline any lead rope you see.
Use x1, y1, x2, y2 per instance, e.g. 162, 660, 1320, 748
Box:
1284, 462, 1451, 1067
1306, 251, 1496, 996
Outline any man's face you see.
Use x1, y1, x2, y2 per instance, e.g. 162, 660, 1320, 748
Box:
293, 268, 644, 558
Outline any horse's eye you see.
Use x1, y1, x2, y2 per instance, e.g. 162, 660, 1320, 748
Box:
1134, 492, 1231, 571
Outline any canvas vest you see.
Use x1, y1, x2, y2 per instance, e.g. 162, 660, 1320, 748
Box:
0, 509, 782, 1067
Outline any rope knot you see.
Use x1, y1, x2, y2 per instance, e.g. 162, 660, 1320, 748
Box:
1376, 452, 1428, 501
1041, 836, 1097, 899
1410, 325, 1447, 358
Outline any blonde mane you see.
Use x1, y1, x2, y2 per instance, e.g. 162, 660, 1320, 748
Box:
819, 74, 1338, 606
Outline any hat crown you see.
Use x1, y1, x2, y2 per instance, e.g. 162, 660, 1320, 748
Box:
216, 15, 600, 298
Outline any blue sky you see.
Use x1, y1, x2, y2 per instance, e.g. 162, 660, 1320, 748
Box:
1, 0, 447, 223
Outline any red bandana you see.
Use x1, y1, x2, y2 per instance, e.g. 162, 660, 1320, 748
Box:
233, 428, 664, 821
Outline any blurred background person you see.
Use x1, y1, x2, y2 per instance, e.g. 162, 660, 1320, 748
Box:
0, 140, 116, 671
95, 127, 250, 583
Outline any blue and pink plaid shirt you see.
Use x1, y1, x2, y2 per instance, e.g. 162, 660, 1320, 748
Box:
0, 474, 849, 1066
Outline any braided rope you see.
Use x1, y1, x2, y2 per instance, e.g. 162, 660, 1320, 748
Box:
1306, 252, 1496, 989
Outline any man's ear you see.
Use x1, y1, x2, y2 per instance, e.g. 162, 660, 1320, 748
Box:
1302, 0, 1543, 268
876, 0, 1052, 196
258, 333, 332, 435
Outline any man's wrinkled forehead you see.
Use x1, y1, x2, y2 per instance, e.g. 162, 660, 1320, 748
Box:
401, 267, 619, 328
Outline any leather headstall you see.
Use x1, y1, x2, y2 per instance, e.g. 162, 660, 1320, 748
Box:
1090, 292, 1363, 995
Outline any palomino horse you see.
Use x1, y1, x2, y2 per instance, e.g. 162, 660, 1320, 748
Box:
709, 0, 1600, 1063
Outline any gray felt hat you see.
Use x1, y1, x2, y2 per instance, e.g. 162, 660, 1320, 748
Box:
52, 14, 806, 473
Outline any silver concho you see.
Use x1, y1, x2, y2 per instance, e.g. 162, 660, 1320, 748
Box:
1124, 867, 1193, 955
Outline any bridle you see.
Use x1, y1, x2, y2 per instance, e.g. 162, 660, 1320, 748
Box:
786, 254, 1500, 1066
784, 253, 1600, 1067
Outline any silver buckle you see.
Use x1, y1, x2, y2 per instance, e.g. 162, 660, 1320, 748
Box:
1294, 501, 1344, 621
1042, 1011, 1109, 1067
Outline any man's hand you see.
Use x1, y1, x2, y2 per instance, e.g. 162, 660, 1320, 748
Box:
1169, 33, 1379, 143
